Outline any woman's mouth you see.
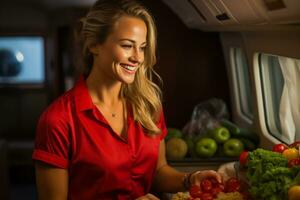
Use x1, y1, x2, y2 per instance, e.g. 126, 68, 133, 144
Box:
120, 64, 137, 74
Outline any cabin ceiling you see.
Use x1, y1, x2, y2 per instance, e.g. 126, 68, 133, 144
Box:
36, 0, 96, 8
6, 0, 96, 8
161, 0, 300, 31
4, 0, 300, 31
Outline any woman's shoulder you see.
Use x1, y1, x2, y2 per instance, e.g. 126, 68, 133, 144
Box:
39, 91, 75, 125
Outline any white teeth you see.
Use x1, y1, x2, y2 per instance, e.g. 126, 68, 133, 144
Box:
122, 65, 135, 71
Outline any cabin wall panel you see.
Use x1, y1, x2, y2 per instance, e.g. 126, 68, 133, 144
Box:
141, 0, 230, 129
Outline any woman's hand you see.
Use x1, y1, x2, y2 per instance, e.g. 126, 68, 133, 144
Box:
135, 193, 160, 200
190, 170, 222, 186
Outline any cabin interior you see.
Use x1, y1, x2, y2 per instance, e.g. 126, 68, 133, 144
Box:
0, 0, 299, 199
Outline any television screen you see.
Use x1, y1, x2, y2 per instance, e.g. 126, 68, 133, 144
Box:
0, 36, 45, 85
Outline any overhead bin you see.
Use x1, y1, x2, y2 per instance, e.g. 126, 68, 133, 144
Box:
253, 0, 300, 24
162, 0, 300, 31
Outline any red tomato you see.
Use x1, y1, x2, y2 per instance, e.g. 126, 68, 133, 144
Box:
225, 177, 241, 193
272, 143, 288, 153
200, 178, 212, 192
200, 192, 214, 200
189, 185, 202, 198
239, 151, 249, 166
288, 158, 300, 168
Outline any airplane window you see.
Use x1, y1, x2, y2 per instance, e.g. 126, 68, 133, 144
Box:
0, 36, 45, 86
230, 47, 253, 121
258, 54, 300, 144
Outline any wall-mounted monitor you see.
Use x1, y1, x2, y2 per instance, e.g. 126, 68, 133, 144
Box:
0, 36, 45, 87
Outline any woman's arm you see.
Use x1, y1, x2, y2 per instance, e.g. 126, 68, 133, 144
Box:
35, 161, 68, 200
152, 140, 187, 193
153, 140, 222, 193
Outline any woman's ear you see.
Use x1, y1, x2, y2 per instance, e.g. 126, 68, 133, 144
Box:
89, 44, 100, 55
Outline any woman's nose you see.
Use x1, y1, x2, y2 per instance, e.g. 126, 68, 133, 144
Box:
129, 48, 143, 64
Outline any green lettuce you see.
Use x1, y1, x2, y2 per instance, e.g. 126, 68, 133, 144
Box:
246, 148, 300, 200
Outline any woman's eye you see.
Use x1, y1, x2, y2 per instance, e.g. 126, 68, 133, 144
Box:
140, 46, 146, 52
121, 45, 132, 49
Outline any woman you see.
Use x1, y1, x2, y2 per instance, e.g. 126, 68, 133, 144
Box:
32, 0, 222, 199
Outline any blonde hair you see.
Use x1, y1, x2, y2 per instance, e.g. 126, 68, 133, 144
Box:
78, 0, 163, 134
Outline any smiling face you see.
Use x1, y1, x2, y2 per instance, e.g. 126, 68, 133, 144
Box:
90, 16, 147, 84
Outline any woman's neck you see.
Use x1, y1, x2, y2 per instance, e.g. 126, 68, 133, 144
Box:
86, 71, 122, 106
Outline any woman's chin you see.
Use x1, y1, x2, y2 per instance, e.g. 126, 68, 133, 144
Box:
124, 79, 135, 84
119, 74, 136, 84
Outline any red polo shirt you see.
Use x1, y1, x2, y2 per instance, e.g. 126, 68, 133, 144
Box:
32, 77, 167, 200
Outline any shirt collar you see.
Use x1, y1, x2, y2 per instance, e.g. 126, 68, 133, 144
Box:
73, 76, 94, 112
72, 75, 134, 122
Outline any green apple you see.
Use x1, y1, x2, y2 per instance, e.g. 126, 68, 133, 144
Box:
166, 138, 188, 160
223, 138, 244, 157
210, 126, 230, 143
195, 138, 217, 158
166, 128, 182, 141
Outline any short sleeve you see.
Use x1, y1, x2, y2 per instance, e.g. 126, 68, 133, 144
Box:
32, 106, 70, 169
157, 110, 168, 140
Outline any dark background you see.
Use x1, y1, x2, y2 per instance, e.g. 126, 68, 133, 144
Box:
0, 0, 230, 199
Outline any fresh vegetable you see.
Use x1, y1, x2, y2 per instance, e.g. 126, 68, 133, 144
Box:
239, 151, 249, 166
189, 185, 201, 198
189, 177, 224, 199
239, 128, 260, 145
201, 178, 212, 192
282, 148, 299, 160
272, 143, 288, 153
246, 148, 300, 200
288, 185, 300, 200
220, 119, 260, 145
225, 177, 241, 193
200, 193, 213, 200
208, 177, 221, 188
289, 158, 300, 168
239, 138, 257, 151
219, 119, 240, 136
